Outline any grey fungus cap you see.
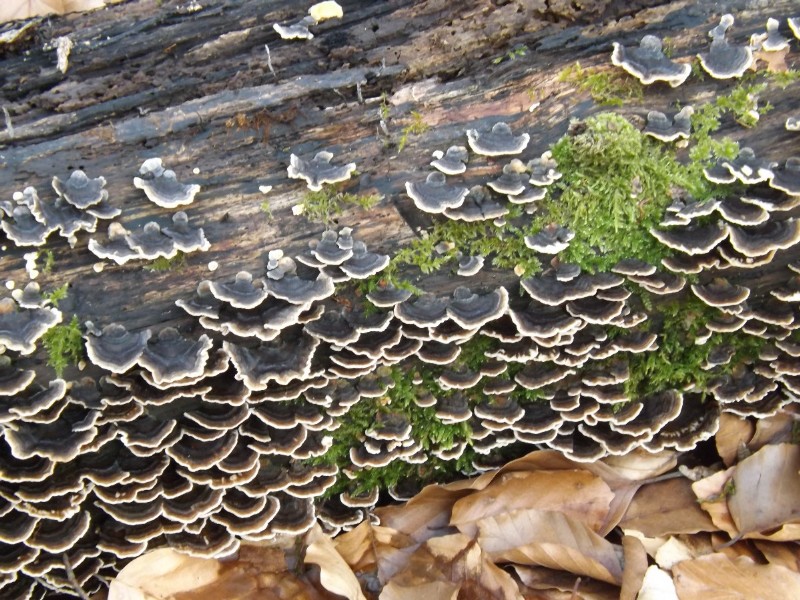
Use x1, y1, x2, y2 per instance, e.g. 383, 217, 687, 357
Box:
697, 14, 754, 79
611, 35, 691, 87
133, 158, 201, 208
466, 122, 530, 156
405, 171, 469, 214
287, 151, 356, 191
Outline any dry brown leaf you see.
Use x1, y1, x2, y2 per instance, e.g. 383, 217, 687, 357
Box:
691, 466, 738, 537
715, 413, 754, 467
384, 533, 522, 600
451, 470, 613, 537
620, 477, 715, 537
513, 565, 618, 599
653, 537, 694, 570
619, 535, 647, 600
672, 553, 800, 599
636, 566, 678, 600
752, 540, 800, 572
375, 485, 470, 543
109, 548, 221, 600
334, 520, 419, 581
477, 509, 624, 586
727, 443, 800, 541
380, 580, 460, 600
109, 545, 315, 600
748, 407, 798, 450
305, 524, 367, 600
0, 0, 105, 23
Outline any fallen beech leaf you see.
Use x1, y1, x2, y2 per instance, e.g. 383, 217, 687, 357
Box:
621, 530, 668, 558
451, 470, 613, 537
334, 521, 418, 582
619, 535, 647, 600
748, 407, 798, 450
477, 509, 624, 585
0, 0, 105, 23
110, 545, 309, 600
691, 466, 738, 536
715, 413, 754, 467
375, 485, 470, 543
513, 565, 619, 599
672, 553, 800, 599
752, 540, 800, 572
385, 533, 522, 600
109, 548, 221, 600
636, 566, 677, 600
305, 524, 366, 600
727, 443, 800, 541
380, 579, 459, 600
653, 537, 693, 570
620, 478, 714, 537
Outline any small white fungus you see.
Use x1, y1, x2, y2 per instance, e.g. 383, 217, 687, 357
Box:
208, 261, 219, 271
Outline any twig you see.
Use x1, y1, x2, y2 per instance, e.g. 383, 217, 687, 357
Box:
63, 553, 91, 600
264, 44, 277, 80
356, 81, 364, 104
2, 107, 13, 139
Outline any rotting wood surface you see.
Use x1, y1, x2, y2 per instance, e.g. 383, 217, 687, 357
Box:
0, 0, 797, 364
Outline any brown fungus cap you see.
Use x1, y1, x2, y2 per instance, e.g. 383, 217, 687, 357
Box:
447, 286, 508, 329
137, 328, 213, 386
650, 221, 729, 255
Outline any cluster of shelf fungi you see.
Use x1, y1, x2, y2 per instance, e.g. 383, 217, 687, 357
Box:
1, 12, 800, 600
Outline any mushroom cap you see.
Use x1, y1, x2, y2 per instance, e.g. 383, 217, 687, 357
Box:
612, 258, 656, 277
208, 271, 268, 309
133, 162, 201, 208
126, 221, 180, 260
138, 328, 214, 385
466, 122, 529, 156
430, 145, 469, 175
304, 309, 359, 344
524, 226, 574, 254
457, 255, 484, 276
697, 15, 754, 79
751, 17, 789, 52
611, 35, 691, 87
1, 205, 54, 247
691, 278, 749, 307
223, 333, 319, 390
22, 187, 97, 238
716, 196, 769, 226
162, 211, 210, 253
405, 172, 469, 214
266, 271, 335, 304
51, 170, 107, 209
728, 219, 800, 256
643, 106, 693, 142
176, 281, 223, 319
312, 230, 353, 265
88, 222, 142, 264
287, 151, 356, 191
0, 299, 62, 355
650, 222, 729, 255
768, 157, 800, 197
366, 282, 412, 307
487, 161, 527, 196
447, 286, 508, 329
85, 323, 151, 373
521, 273, 623, 306
0, 356, 35, 396
340, 241, 389, 278
444, 185, 507, 221
394, 294, 449, 327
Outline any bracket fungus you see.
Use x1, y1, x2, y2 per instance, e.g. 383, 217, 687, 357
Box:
133, 158, 201, 208
698, 14, 754, 79
0, 298, 61, 355
287, 151, 356, 191
405, 171, 469, 214
643, 106, 693, 142
611, 34, 691, 87
51, 170, 107, 210
430, 145, 469, 175
466, 122, 530, 156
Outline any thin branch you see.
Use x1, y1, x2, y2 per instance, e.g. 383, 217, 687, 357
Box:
264, 44, 277, 80
63, 553, 91, 600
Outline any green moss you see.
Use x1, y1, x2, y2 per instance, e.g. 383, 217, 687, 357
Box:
41, 250, 55, 275
143, 252, 186, 272
42, 315, 83, 377
308, 366, 473, 497
43, 284, 69, 308
260, 200, 273, 219
298, 187, 381, 225
492, 44, 528, 65
768, 69, 800, 89
715, 82, 771, 128
397, 111, 430, 153
559, 62, 643, 107
623, 295, 764, 399
535, 113, 682, 272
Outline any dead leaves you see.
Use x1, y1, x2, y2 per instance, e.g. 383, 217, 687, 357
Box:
109, 433, 800, 600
